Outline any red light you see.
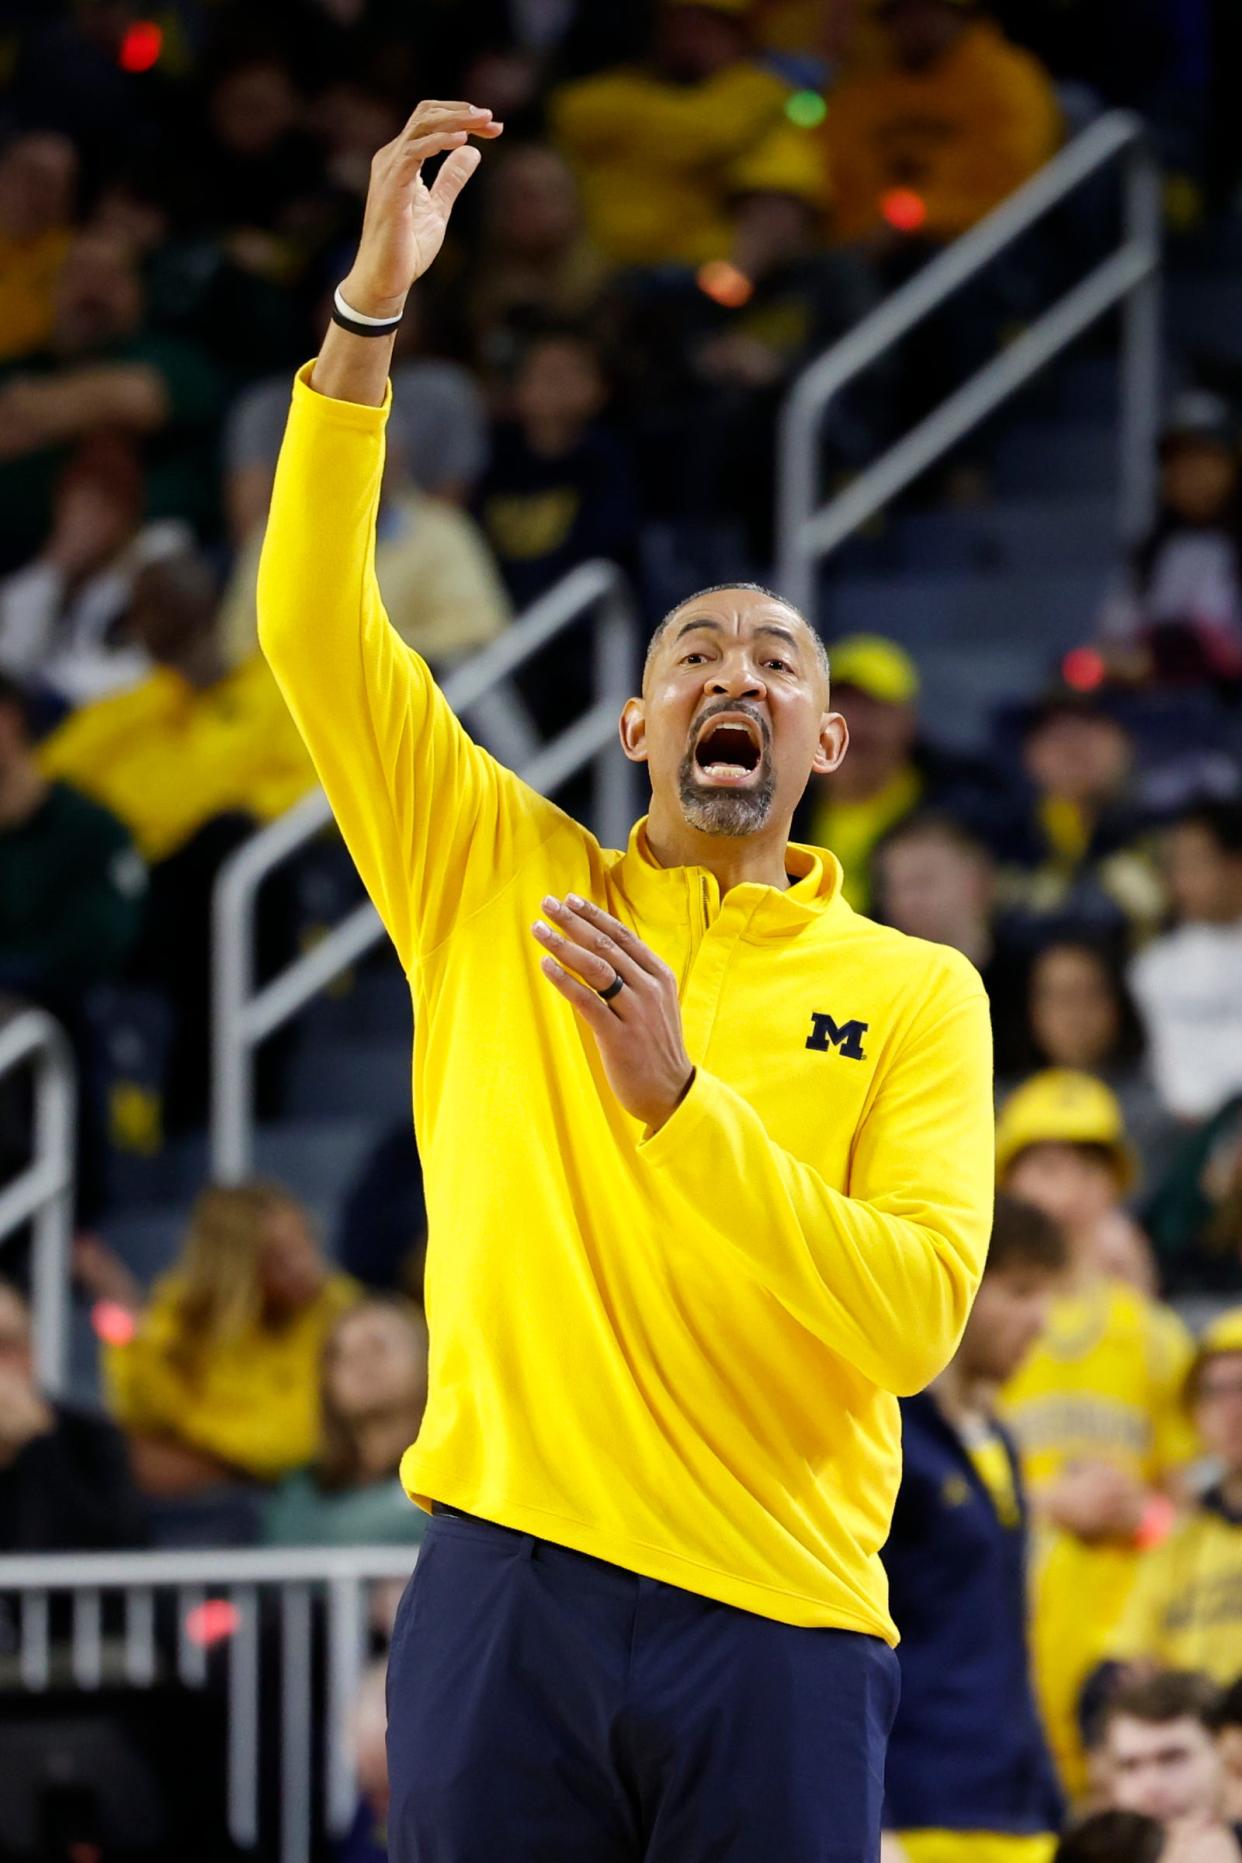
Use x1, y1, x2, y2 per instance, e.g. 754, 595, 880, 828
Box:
119, 22, 163, 72
881, 188, 927, 234
91, 1299, 136, 1347
185, 1600, 241, 1647
696, 261, 754, 309
1062, 647, 1106, 692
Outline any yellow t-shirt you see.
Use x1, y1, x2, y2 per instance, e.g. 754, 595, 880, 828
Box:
0, 225, 70, 361
808, 763, 923, 914
1110, 1496, 1242, 1681
104, 1272, 359, 1480
898, 1836, 1057, 1863
551, 62, 793, 265
38, 653, 317, 861
257, 364, 996, 1638
999, 1279, 1197, 1794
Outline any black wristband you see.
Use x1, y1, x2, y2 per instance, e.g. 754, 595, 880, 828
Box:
331, 286, 403, 338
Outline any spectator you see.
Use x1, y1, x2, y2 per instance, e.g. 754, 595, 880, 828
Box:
1106, 1310, 1242, 1685
37, 549, 315, 862
339, 1659, 391, 1863
996, 1071, 1198, 1798
824, 0, 1061, 248
97, 1182, 358, 1496
1019, 938, 1174, 1176
0, 228, 225, 571
882, 1196, 1065, 1861
224, 289, 489, 542
1218, 1682, 1242, 1827
872, 812, 1030, 1073
468, 142, 610, 382
798, 634, 1003, 914
1130, 803, 1242, 1123
1098, 393, 1242, 686
549, 0, 791, 266
0, 1277, 145, 1552
1052, 1811, 1165, 1863
262, 1296, 428, 1548
0, 130, 77, 363
1101, 1672, 1242, 1857
474, 324, 640, 612
221, 436, 510, 672
1145, 1093, 1242, 1294
1004, 688, 1164, 944
0, 434, 193, 708
0, 669, 144, 1010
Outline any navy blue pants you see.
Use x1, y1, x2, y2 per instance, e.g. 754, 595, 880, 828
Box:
386, 1508, 899, 1861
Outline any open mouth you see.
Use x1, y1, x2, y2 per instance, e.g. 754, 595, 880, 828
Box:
692, 713, 764, 786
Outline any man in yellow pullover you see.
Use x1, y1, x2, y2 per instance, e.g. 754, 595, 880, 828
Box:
260, 99, 994, 1863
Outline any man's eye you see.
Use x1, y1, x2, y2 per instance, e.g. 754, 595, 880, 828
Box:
682, 652, 707, 664
765, 658, 790, 672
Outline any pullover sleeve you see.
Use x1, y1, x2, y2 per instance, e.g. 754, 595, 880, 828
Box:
639, 979, 994, 1394
257, 365, 570, 969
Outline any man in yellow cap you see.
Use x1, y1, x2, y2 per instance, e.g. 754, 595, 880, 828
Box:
800, 634, 1000, 913
550, 0, 792, 267
1105, 1309, 1242, 1686
996, 1072, 1198, 1800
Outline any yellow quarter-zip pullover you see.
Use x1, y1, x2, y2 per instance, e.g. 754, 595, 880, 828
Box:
258, 365, 994, 1641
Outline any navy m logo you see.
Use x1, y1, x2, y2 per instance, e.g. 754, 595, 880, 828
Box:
805, 1012, 869, 1061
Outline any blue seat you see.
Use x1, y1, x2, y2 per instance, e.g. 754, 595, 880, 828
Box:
893, 497, 1117, 575
993, 421, 1119, 498
825, 568, 1107, 655
283, 1035, 413, 1119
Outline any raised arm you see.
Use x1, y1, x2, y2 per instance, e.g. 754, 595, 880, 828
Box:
260, 102, 574, 970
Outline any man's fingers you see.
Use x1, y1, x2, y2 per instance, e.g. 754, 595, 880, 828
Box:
531, 919, 617, 994
428, 145, 482, 216
538, 955, 611, 1030
558, 895, 666, 978
540, 896, 652, 986
397, 101, 492, 142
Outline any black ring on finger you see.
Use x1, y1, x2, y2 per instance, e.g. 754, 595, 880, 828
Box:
598, 972, 624, 1003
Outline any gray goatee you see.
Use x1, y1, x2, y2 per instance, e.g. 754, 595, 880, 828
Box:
676, 743, 776, 837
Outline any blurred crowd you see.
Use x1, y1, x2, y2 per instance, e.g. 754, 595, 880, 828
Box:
3, 0, 1242, 1858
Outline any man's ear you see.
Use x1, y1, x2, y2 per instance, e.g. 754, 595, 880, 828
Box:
619, 696, 649, 766
811, 710, 849, 777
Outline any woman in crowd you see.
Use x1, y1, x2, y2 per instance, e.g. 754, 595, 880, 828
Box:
263, 1294, 429, 1547
98, 1181, 358, 1496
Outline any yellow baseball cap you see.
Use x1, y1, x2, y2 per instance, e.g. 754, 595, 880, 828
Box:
1187, 1307, 1242, 1403
995, 1070, 1138, 1192
829, 634, 920, 705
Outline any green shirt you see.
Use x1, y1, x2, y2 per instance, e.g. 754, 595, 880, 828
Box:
0, 780, 145, 995
261, 1469, 428, 1550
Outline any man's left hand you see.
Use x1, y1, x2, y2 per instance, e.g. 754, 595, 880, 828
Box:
532, 895, 694, 1132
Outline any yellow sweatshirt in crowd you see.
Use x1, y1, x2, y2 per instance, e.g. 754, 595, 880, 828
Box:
258, 365, 994, 1639
825, 20, 1061, 245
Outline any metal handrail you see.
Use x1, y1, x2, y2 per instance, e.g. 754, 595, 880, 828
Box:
0, 1007, 76, 1392
0, 1542, 419, 1863
211, 560, 639, 1181
777, 111, 1163, 617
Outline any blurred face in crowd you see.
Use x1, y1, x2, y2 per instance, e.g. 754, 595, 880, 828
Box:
52, 231, 143, 354
657, 4, 751, 82
733, 192, 818, 276
0, 1286, 34, 1390
1164, 821, 1242, 926
1107, 1713, 1224, 1825
827, 687, 917, 797
326, 1304, 427, 1423
259, 1204, 327, 1317
961, 1265, 1056, 1384
0, 132, 77, 241
1023, 709, 1132, 808
1194, 1350, 1242, 1477
1004, 1143, 1120, 1242
1161, 437, 1238, 526
879, 0, 973, 70
488, 146, 582, 258
124, 555, 218, 666
625, 590, 846, 841
876, 829, 994, 948
1029, 945, 1121, 1071
210, 59, 299, 158
1219, 1724, 1242, 1823
515, 337, 606, 444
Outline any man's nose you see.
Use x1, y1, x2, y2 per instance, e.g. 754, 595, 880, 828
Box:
706, 658, 765, 698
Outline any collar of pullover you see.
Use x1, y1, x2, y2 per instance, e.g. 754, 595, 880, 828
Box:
613, 815, 849, 941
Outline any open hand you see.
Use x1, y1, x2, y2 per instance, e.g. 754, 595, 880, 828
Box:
532, 894, 694, 1132
341, 99, 503, 319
